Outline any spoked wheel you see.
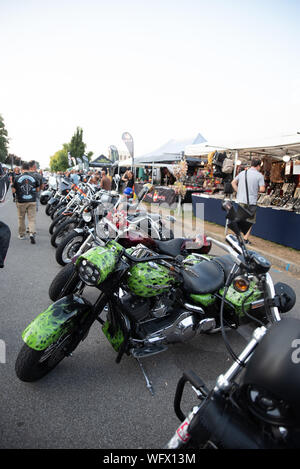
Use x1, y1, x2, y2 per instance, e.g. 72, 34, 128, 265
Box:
15, 331, 77, 382
55, 231, 85, 266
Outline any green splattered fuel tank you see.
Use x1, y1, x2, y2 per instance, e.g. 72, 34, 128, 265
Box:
127, 261, 178, 297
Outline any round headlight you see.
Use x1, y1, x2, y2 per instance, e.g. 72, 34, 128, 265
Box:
78, 259, 101, 285
82, 210, 92, 222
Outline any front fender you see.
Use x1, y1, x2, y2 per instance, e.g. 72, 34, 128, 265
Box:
22, 295, 91, 351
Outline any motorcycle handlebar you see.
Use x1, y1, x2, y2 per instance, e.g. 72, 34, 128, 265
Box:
167, 394, 272, 449
193, 394, 272, 449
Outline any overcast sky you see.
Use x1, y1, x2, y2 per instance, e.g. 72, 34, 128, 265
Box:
1, 0, 299, 168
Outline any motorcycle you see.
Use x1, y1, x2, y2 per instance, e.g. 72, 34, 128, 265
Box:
53, 184, 177, 266
40, 176, 58, 205
15, 201, 295, 392
165, 318, 300, 449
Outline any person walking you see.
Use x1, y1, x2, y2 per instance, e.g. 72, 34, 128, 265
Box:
29, 160, 43, 212
231, 158, 265, 244
0, 163, 11, 267
12, 161, 40, 244
100, 169, 112, 191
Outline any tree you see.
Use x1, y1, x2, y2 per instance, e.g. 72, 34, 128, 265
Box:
49, 144, 69, 172
68, 127, 86, 163
6, 154, 23, 167
0, 114, 9, 163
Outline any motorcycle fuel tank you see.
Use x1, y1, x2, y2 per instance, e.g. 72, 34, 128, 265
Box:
127, 261, 177, 297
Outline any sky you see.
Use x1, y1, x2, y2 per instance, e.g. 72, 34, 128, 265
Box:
1, 0, 300, 168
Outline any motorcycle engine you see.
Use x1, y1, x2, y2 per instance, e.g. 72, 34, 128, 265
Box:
120, 288, 176, 322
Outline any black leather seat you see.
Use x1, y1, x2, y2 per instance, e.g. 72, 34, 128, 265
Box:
182, 259, 226, 294
213, 255, 236, 279
155, 238, 186, 257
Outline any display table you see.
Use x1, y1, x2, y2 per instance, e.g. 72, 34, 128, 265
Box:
134, 183, 177, 204
192, 193, 300, 250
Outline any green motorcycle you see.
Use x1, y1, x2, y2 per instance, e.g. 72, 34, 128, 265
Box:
15, 204, 295, 393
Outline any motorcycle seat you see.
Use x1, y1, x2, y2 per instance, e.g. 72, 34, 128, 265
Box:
155, 238, 186, 257
182, 258, 227, 294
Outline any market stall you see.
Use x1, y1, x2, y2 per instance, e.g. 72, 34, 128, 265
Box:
187, 135, 300, 249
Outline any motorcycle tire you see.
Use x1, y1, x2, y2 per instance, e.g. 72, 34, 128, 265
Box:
55, 231, 85, 266
51, 203, 67, 220
40, 195, 50, 205
45, 202, 57, 216
49, 213, 70, 235
49, 263, 82, 302
15, 330, 78, 382
51, 219, 79, 248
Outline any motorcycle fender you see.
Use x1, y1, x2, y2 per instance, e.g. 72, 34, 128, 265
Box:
41, 191, 51, 198
22, 295, 91, 351
48, 197, 58, 205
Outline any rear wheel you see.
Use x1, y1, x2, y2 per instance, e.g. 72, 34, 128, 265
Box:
49, 263, 82, 301
15, 331, 77, 382
55, 231, 85, 266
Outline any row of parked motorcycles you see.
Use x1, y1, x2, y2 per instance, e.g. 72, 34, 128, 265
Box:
15, 176, 299, 448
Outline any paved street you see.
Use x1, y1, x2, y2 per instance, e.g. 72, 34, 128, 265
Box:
0, 196, 299, 449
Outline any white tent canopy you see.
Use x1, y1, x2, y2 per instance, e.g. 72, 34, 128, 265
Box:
185, 133, 300, 161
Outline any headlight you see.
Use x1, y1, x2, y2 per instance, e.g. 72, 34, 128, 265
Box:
78, 259, 101, 286
82, 210, 92, 222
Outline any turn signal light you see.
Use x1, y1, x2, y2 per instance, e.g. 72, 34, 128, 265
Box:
233, 276, 250, 293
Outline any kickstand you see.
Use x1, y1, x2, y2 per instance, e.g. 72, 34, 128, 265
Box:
135, 358, 155, 396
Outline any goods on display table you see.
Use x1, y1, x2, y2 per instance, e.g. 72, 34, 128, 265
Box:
191, 153, 300, 250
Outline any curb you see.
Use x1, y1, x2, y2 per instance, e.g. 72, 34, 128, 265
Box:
205, 230, 300, 275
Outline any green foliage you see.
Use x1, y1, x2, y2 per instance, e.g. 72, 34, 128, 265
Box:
69, 127, 86, 162
50, 143, 69, 172
0, 114, 9, 163
48, 127, 93, 170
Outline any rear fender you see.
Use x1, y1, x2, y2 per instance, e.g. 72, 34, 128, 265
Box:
22, 295, 91, 351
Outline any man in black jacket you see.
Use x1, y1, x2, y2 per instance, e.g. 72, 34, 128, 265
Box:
12, 162, 40, 244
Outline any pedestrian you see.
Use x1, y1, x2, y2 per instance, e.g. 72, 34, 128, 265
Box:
10, 166, 21, 202
29, 160, 43, 212
231, 158, 265, 244
122, 169, 134, 191
100, 169, 112, 191
12, 161, 40, 244
70, 170, 80, 185
0, 163, 11, 267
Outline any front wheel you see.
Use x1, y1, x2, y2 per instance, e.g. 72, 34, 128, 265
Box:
55, 231, 85, 266
50, 219, 78, 248
15, 331, 77, 382
49, 263, 82, 301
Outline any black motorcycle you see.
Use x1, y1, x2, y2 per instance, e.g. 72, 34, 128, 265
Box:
165, 316, 300, 449
165, 202, 299, 449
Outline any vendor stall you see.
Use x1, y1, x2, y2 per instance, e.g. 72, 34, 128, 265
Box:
187, 134, 300, 249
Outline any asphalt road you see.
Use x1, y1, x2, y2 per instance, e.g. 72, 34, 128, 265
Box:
0, 196, 299, 449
